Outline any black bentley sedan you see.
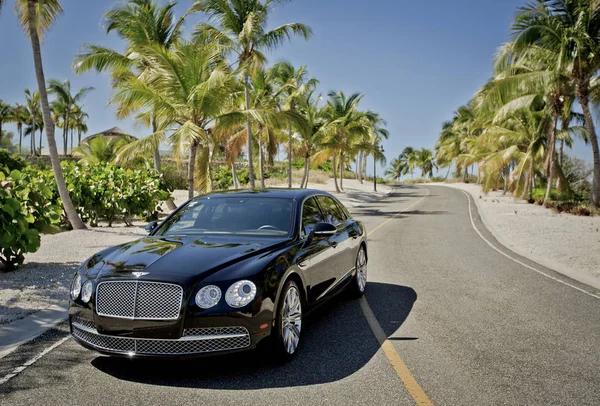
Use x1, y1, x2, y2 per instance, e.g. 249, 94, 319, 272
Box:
69, 189, 367, 361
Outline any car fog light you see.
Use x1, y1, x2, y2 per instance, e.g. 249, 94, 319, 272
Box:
81, 280, 93, 303
71, 274, 82, 300
196, 285, 222, 309
225, 280, 257, 308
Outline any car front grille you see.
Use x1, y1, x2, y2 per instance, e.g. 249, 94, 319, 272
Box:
96, 281, 183, 320
70, 318, 251, 356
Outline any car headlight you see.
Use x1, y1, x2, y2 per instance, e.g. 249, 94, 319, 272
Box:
195, 285, 222, 309
81, 280, 93, 303
225, 280, 257, 308
71, 274, 82, 300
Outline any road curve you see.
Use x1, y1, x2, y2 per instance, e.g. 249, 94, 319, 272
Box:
1, 185, 599, 405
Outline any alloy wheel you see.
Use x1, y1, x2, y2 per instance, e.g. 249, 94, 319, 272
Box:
281, 285, 302, 354
357, 248, 367, 292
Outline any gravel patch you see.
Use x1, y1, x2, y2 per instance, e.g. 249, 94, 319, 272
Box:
435, 183, 600, 287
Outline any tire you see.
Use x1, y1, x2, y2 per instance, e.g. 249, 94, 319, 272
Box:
271, 280, 303, 362
348, 246, 367, 298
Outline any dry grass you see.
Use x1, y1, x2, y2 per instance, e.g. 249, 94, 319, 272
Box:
265, 169, 328, 186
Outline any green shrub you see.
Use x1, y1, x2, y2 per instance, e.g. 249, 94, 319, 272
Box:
0, 169, 61, 269
0, 149, 27, 173
212, 166, 250, 190
161, 162, 188, 190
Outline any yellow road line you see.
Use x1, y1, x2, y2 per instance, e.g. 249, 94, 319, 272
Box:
361, 186, 433, 406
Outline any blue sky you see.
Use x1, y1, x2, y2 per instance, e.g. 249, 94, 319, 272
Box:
0, 0, 593, 174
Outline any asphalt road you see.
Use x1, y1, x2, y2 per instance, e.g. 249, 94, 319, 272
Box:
1, 185, 599, 405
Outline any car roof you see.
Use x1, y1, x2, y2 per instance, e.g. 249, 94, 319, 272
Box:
192, 188, 336, 201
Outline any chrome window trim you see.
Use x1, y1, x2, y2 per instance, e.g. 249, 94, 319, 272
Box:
95, 280, 184, 321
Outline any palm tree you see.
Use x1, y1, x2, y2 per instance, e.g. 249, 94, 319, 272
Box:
321, 91, 367, 192
417, 148, 435, 178
191, 0, 312, 189
74, 0, 185, 172
0, 101, 11, 145
6, 0, 87, 229
71, 105, 88, 146
511, 0, 600, 206
73, 136, 131, 165
399, 147, 419, 179
111, 41, 235, 199
385, 157, 408, 182
10, 104, 28, 154
295, 91, 325, 188
271, 61, 318, 187
47, 79, 93, 155
24, 89, 40, 155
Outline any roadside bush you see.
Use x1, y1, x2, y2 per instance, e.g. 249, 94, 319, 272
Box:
212, 166, 249, 190
0, 149, 27, 173
161, 162, 188, 190
0, 169, 61, 269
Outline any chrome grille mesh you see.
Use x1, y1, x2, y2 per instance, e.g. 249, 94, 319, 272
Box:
96, 281, 183, 320
71, 320, 251, 355
183, 326, 248, 337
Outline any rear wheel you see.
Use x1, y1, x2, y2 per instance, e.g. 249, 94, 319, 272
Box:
348, 246, 367, 298
272, 280, 303, 362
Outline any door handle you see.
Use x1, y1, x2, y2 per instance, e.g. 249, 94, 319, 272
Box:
330, 241, 338, 248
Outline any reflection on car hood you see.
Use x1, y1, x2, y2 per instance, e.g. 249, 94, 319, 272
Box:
86, 235, 289, 279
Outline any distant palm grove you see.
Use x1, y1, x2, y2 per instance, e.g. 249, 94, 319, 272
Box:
0, 0, 390, 231
423, 0, 600, 209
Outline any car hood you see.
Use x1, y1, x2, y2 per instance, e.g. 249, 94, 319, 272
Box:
85, 235, 290, 280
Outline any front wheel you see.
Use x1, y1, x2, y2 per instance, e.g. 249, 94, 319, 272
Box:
272, 280, 303, 362
348, 246, 367, 298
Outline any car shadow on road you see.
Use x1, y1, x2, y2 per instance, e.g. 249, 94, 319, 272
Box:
91, 282, 417, 389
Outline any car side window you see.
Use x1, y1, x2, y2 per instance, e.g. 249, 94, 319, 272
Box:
317, 196, 346, 227
301, 197, 324, 237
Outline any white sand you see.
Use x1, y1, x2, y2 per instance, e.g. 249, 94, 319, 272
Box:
435, 183, 600, 289
1, 178, 390, 325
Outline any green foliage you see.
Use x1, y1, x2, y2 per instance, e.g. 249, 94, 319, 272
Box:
212, 166, 249, 191
57, 162, 168, 226
0, 149, 27, 173
160, 162, 187, 191
0, 169, 61, 269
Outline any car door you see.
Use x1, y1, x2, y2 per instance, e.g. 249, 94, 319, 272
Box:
296, 196, 337, 304
316, 195, 355, 293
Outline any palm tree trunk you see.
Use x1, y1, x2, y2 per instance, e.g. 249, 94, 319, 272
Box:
300, 152, 309, 188
373, 153, 377, 192
243, 73, 256, 189
38, 127, 42, 154
332, 153, 340, 193
559, 139, 564, 167
18, 126, 22, 155
27, 0, 86, 230
231, 162, 241, 188
30, 115, 35, 156
151, 117, 161, 172
357, 151, 363, 183
578, 91, 600, 207
288, 127, 293, 188
543, 114, 559, 207
63, 110, 69, 155
70, 128, 73, 155
258, 124, 265, 189
78, 129, 82, 145
339, 152, 344, 191
304, 155, 311, 188
188, 140, 198, 200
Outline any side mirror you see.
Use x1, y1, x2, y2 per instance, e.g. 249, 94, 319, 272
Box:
312, 222, 336, 238
145, 221, 159, 234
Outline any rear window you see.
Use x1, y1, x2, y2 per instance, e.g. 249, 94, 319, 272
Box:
156, 197, 293, 237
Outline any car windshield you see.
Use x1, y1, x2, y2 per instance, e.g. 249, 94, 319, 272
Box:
155, 197, 294, 237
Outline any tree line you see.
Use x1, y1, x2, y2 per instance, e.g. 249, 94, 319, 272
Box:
432, 0, 600, 208
0, 0, 390, 230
